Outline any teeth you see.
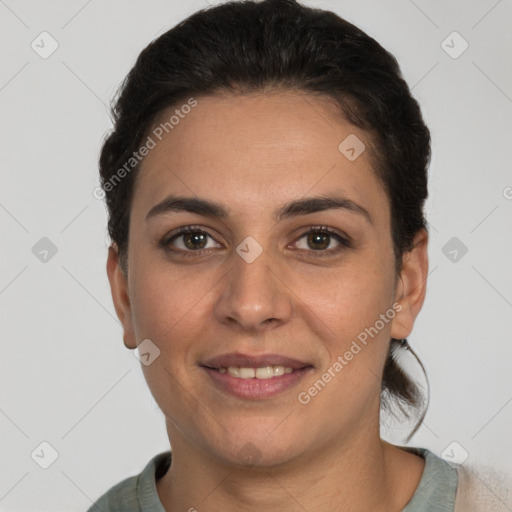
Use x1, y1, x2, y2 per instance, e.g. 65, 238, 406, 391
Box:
240, 367, 256, 379
220, 365, 296, 379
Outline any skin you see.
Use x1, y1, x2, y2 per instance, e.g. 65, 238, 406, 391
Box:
107, 90, 429, 511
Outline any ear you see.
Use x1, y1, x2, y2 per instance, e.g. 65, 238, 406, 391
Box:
390, 229, 429, 340
106, 243, 137, 349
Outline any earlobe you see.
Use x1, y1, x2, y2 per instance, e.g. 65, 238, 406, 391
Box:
106, 244, 137, 349
390, 229, 429, 340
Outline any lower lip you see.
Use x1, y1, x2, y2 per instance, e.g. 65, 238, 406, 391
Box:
202, 366, 313, 400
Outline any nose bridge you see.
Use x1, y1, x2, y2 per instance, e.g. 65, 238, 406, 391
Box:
214, 239, 292, 329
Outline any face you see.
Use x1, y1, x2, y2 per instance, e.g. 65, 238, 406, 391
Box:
108, 90, 427, 467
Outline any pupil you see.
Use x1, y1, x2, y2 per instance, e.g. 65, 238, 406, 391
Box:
182, 232, 330, 251
308, 233, 329, 250
185, 233, 206, 250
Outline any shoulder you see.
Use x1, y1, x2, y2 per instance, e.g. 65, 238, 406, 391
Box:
86, 451, 172, 512
86, 473, 140, 512
401, 446, 458, 512
455, 464, 512, 512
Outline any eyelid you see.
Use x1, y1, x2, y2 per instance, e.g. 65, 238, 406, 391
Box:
160, 225, 222, 251
160, 224, 352, 257
289, 225, 352, 257
291, 225, 352, 244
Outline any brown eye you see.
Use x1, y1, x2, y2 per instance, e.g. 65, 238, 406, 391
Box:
161, 227, 221, 256
294, 227, 351, 256
306, 232, 330, 250
181, 232, 208, 250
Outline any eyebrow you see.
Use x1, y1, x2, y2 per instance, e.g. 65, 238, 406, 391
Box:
145, 194, 373, 224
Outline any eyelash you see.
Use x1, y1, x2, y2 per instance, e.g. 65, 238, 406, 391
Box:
160, 225, 352, 259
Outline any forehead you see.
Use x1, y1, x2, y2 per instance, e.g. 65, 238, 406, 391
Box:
131, 91, 387, 223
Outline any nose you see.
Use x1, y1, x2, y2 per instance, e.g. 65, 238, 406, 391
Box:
213, 243, 293, 332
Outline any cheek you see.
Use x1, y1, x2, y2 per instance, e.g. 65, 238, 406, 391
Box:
296, 265, 395, 430
129, 241, 396, 351
301, 257, 396, 347
128, 251, 209, 340
128, 263, 211, 411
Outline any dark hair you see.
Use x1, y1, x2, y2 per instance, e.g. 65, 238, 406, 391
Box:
99, 0, 430, 439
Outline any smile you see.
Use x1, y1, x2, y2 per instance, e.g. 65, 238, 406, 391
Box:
219, 365, 294, 379
201, 364, 313, 399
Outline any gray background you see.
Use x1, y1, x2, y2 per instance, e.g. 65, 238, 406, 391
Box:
1, 0, 511, 510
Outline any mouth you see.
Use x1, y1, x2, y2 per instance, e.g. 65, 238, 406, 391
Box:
202, 353, 312, 369
200, 353, 314, 399
216, 365, 297, 379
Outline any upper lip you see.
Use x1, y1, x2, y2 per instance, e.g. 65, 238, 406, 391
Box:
201, 353, 312, 370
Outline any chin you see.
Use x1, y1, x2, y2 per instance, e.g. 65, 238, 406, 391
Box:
213, 429, 303, 469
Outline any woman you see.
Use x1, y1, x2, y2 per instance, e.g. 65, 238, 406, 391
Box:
88, 0, 490, 510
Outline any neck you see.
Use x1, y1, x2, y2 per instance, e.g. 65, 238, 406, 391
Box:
156, 426, 424, 512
